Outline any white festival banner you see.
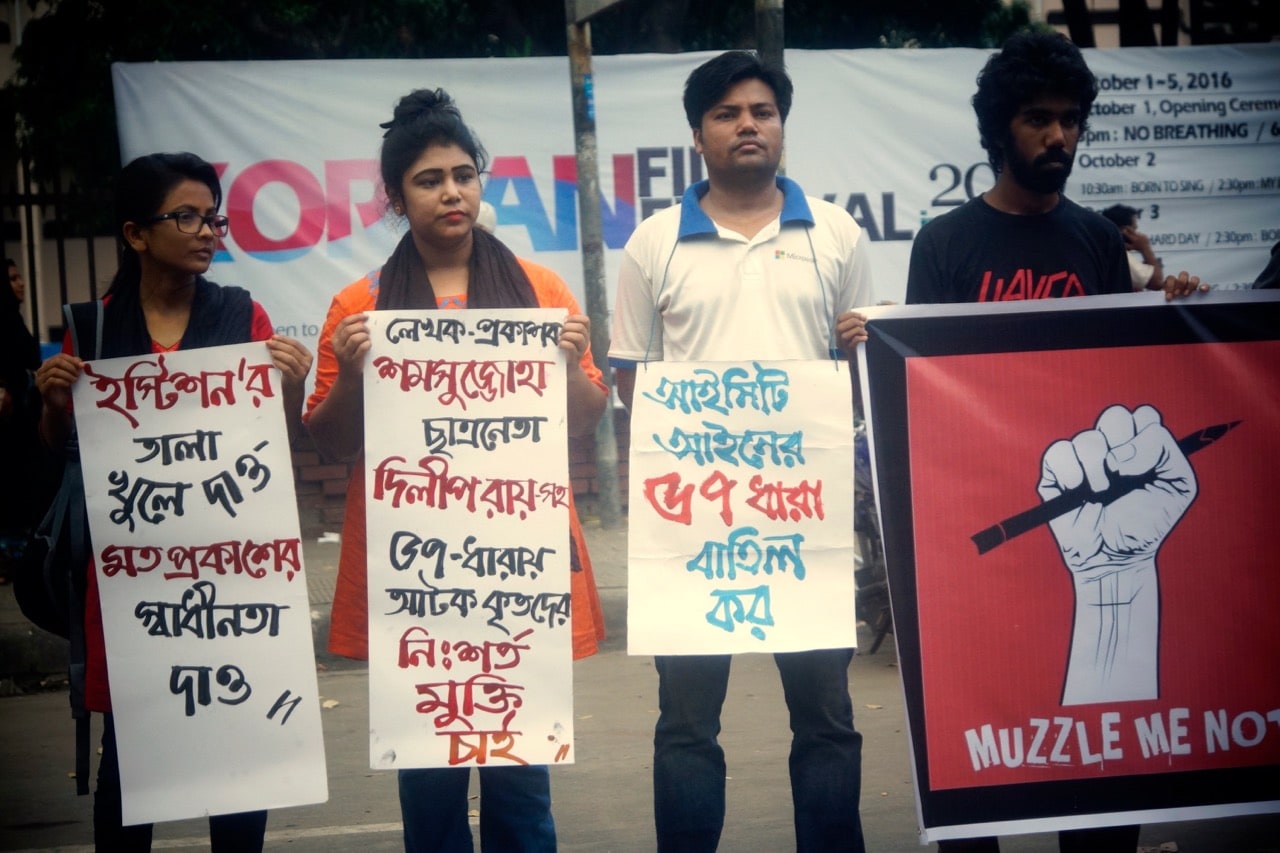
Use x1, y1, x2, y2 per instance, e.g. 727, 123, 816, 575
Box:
75, 342, 327, 826
362, 308, 575, 769
627, 360, 857, 655
113, 45, 1279, 368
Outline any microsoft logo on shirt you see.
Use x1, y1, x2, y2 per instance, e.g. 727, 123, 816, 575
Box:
774, 249, 814, 263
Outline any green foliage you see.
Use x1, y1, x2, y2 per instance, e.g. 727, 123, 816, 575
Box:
983, 1, 1054, 48
6, 0, 572, 231
6, 0, 1040, 233
588, 0, 1027, 53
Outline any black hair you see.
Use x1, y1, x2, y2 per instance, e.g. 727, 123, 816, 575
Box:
972, 30, 1098, 173
108, 152, 223, 297
379, 88, 488, 212
683, 50, 794, 129
1100, 203, 1140, 229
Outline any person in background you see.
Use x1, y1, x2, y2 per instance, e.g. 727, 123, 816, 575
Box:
1252, 240, 1279, 289
7, 257, 27, 303
609, 50, 873, 853
305, 87, 608, 853
1100, 203, 1164, 291
33, 152, 313, 852
0, 257, 43, 580
1, 258, 38, 403
906, 30, 1206, 853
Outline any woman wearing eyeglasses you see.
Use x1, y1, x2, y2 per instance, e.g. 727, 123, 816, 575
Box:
34, 152, 312, 852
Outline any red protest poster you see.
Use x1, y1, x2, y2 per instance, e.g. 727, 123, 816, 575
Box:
862, 292, 1280, 839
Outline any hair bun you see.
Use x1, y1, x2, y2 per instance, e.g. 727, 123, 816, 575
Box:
380, 88, 460, 136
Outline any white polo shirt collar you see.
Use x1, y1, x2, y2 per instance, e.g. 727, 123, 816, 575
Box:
676, 177, 815, 239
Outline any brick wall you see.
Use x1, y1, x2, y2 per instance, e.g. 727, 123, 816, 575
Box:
290, 443, 353, 538
290, 406, 632, 538
568, 406, 631, 503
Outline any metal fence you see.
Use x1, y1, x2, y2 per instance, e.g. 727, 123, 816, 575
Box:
2, 156, 114, 344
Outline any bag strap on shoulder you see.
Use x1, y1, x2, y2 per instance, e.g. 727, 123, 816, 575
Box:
59, 301, 102, 459
63, 301, 104, 361
56, 301, 98, 793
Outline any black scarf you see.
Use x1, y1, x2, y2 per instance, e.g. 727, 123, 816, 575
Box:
100, 276, 254, 358
374, 228, 538, 311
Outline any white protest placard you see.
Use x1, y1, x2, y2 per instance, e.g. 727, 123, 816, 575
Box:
363, 308, 575, 769
74, 342, 327, 826
627, 360, 857, 655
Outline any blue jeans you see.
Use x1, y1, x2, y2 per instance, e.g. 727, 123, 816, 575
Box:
653, 650, 864, 853
399, 765, 556, 853
95, 713, 267, 852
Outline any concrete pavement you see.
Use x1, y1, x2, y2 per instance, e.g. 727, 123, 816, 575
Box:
1, 500, 1277, 851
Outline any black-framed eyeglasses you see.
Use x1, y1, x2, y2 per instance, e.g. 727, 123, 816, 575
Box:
146, 211, 230, 237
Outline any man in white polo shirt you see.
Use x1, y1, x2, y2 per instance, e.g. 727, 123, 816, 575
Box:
609, 50, 874, 853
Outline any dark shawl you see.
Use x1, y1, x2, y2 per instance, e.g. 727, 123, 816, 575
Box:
100, 276, 254, 358
375, 227, 538, 311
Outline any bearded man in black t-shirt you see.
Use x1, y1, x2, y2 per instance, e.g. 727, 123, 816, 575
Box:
906, 31, 1204, 306
905, 29, 1207, 853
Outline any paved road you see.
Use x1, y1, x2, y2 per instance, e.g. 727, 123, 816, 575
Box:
1, 507, 1276, 851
